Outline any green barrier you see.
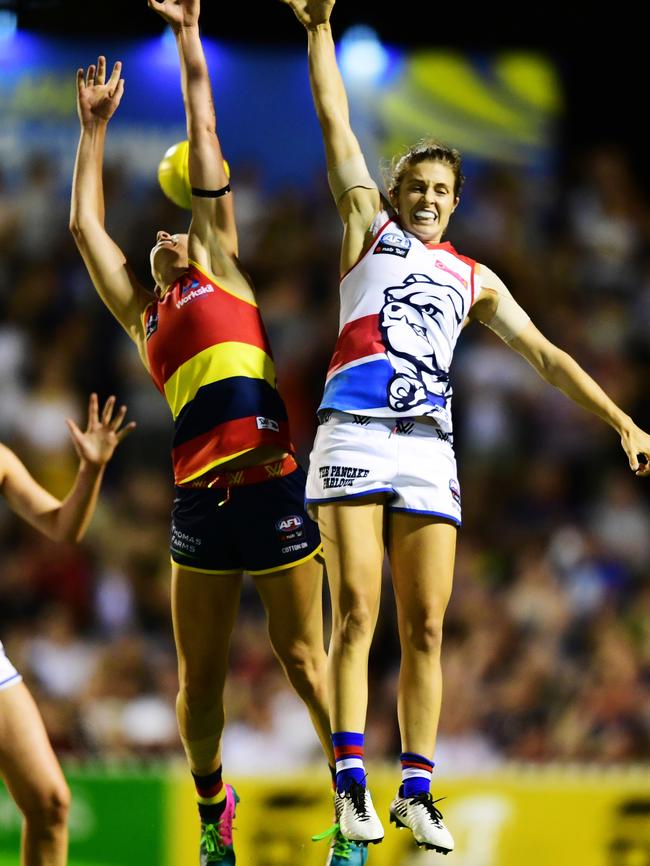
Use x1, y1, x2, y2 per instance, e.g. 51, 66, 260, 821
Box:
0, 765, 166, 866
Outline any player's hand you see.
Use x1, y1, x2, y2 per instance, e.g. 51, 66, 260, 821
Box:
278, 0, 335, 29
76, 57, 124, 126
620, 424, 650, 477
66, 394, 136, 467
148, 0, 199, 30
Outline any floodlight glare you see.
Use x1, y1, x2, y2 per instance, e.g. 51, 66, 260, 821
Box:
339, 25, 389, 86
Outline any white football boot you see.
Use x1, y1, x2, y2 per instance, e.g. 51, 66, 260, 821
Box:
389, 790, 454, 854
334, 781, 384, 845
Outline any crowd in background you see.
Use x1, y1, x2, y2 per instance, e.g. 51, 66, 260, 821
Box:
0, 138, 649, 772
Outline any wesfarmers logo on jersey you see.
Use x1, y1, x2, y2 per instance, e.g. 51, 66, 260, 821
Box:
435, 259, 468, 289
176, 284, 215, 308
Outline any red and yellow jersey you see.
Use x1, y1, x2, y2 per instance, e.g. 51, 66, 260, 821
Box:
144, 261, 291, 484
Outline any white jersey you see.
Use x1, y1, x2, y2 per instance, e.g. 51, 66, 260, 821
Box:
0, 639, 21, 690
320, 210, 477, 433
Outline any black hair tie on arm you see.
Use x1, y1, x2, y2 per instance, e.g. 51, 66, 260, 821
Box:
191, 184, 232, 198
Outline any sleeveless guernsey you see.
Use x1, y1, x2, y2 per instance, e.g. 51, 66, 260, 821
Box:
144, 261, 291, 484
320, 211, 477, 433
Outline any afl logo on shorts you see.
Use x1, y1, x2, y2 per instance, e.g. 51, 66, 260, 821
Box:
449, 478, 461, 507
374, 233, 412, 259
276, 514, 305, 542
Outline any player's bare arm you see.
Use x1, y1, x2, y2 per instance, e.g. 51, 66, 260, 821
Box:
149, 0, 238, 269
70, 56, 151, 342
281, 0, 379, 272
471, 263, 650, 476
0, 394, 135, 543
510, 324, 650, 475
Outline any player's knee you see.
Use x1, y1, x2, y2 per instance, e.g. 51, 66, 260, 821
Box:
334, 601, 376, 648
277, 639, 325, 695
23, 780, 70, 832
403, 612, 444, 655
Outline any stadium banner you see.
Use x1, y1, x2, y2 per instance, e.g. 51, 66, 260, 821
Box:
2, 765, 648, 865
170, 768, 650, 866
0, 35, 558, 190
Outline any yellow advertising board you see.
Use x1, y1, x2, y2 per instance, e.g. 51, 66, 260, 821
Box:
167, 766, 650, 866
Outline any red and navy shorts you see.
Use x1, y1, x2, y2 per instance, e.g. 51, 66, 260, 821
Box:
170, 465, 322, 574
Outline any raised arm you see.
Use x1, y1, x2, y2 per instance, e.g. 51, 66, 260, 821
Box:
149, 0, 238, 264
70, 57, 151, 343
470, 263, 650, 475
0, 394, 135, 543
282, 0, 353, 167
281, 0, 381, 269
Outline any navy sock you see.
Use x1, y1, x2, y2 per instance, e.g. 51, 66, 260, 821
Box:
192, 767, 227, 823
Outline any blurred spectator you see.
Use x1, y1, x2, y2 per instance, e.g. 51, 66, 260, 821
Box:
26, 605, 98, 699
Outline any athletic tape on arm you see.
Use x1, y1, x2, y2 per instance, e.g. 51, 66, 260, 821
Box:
328, 153, 378, 203
482, 270, 531, 343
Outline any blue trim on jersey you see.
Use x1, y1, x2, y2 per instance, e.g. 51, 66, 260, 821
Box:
0, 672, 21, 689
320, 359, 446, 413
388, 505, 461, 526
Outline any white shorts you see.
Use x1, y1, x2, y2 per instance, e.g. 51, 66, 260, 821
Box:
0, 641, 21, 691
306, 411, 461, 524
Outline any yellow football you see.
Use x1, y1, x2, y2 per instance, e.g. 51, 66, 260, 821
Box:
157, 140, 231, 210
158, 140, 191, 210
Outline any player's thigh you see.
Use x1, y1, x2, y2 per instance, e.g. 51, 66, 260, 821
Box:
0, 682, 69, 814
171, 563, 243, 686
253, 554, 325, 648
388, 513, 457, 634
316, 497, 387, 618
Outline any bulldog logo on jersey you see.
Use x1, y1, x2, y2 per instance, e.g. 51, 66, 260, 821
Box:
374, 232, 412, 258
379, 273, 466, 412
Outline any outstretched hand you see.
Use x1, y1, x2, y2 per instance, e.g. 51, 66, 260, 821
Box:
148, 0, 199, 30
621, 425, 650, 477
66, 394, 136, 467
76, 57, 124, 126
278, 0, 335, 28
